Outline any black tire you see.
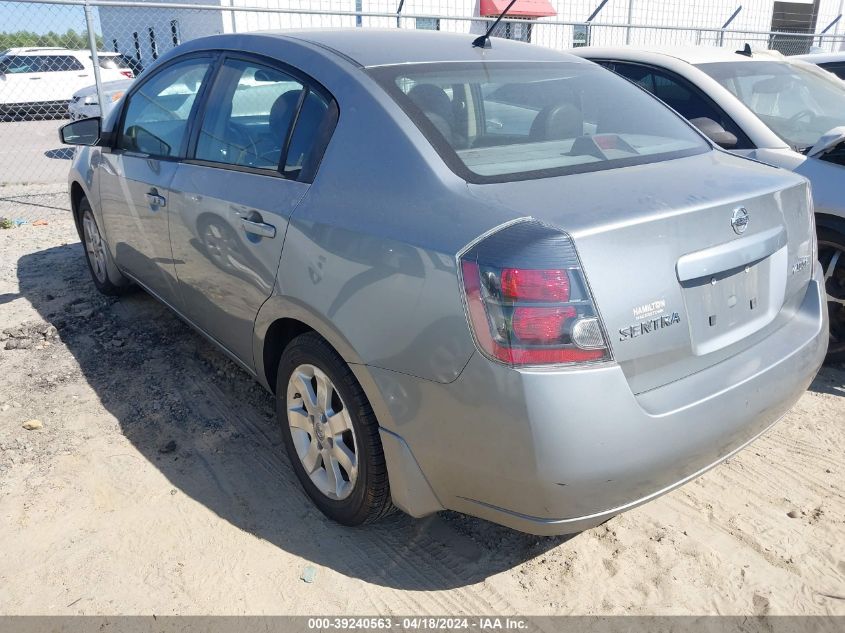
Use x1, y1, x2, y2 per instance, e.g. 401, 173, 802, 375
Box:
818, 226, 845, 364
276, 332, 395, 526
78, 197, 132, 296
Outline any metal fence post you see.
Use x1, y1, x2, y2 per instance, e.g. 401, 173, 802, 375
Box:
83, 0, 106, 114
625, 0, 634, 45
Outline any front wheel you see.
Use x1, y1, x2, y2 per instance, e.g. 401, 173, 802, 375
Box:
276, 332, 395, 526
79, 197, 131, 296
818, 227, 845, 363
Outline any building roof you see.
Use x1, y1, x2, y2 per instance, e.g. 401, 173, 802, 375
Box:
268, 28, 582, 68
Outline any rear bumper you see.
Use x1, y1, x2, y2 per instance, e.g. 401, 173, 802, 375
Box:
366, 265, 828, 535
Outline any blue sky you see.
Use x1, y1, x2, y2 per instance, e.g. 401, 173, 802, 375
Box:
0, 4, 102, 35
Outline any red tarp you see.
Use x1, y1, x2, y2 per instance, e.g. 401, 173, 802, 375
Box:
479, 0, 557, 18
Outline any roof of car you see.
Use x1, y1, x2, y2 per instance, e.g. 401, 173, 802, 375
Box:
4, 47, 71, 55
3, 47, 118, 56
257, 28, 583, 68
574, 45, 788, 65
793, 51, 845, 63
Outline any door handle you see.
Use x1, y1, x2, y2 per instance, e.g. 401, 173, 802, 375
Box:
240, 217, 276, 239
145, 191, 166, 208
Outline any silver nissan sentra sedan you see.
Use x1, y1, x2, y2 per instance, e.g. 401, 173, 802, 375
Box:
59, 29, 828, 535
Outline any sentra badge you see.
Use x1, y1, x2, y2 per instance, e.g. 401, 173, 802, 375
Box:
619, 312, 681, 341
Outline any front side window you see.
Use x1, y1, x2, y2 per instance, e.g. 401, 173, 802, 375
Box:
371, 62, 709, 182
195, 59, 305, 170
698, 60, 845, 150
604, 62, 750, 149
0, 56, 38, 74
117, 57, 212, 158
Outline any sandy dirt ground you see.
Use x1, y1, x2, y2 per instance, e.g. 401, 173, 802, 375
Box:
0, 187, 843, 616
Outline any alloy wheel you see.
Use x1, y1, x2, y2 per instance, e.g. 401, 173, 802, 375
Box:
286, 363, 359, 500
82, 210, 108, 284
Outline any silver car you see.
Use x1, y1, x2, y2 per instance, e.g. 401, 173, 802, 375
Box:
573, 46, 845, 360
59, 30, 827, 535
794, 51, 845, 80
68, 79, 134, 120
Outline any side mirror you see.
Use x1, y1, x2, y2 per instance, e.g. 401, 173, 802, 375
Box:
690, 117, 738, 149
806, 125, 845, 157
59, 117, 101, 146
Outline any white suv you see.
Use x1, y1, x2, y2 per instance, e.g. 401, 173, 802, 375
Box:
0, 48, 135, 119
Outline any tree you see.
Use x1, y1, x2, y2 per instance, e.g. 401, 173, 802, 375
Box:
0, 29, 103, 52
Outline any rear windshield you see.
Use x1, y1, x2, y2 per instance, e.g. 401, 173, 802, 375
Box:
369, 61, 709, 183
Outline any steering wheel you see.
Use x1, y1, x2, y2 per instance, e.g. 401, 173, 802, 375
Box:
226, 122, 258, 165
787, 109, 816, 126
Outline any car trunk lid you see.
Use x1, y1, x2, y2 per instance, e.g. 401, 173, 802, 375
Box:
467, 151, 815, 394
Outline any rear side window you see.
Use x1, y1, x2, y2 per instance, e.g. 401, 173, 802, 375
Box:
605, 62, 751, 149
42, 55, 84, 72
117, 57, 212, 158
284, 90, 330, 179
370, 61, 709, 183
195, 59, 305, 170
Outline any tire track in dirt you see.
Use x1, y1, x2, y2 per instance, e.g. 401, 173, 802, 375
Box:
174, 364, 517, 614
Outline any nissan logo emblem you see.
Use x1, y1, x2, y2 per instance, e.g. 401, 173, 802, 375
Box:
731, 207, 749, 235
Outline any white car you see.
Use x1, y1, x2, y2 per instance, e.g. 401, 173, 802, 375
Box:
0, 48, 134, 119
794, 51, 845, 80
574, 46, 845, 361
68, 79, 134, 120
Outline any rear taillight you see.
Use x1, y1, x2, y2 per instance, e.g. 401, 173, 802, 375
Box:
120, 70, 134, 78
459, 221, 610, 367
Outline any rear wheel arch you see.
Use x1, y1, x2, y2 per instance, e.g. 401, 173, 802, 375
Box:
70, 181, 87, 239
257, 310, 397, 430
262, 317, 315, 395
815, 213, 845, 237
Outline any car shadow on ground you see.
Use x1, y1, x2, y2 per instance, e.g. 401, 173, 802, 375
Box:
810, 363, 845, 397
17, 242, 571, 593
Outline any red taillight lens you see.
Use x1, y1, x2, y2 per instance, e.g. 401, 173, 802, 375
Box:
120, 70, 134, 78
511, 306, 573, 344
501, 268, 570, 302
459, 222, 609, 368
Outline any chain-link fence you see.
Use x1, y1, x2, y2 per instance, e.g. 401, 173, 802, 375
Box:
1, 0, 844, 188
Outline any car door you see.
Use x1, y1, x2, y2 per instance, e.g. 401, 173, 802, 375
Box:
599, 61, 753, 153
167, 55, 337, 365
98, 54, 216, 305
